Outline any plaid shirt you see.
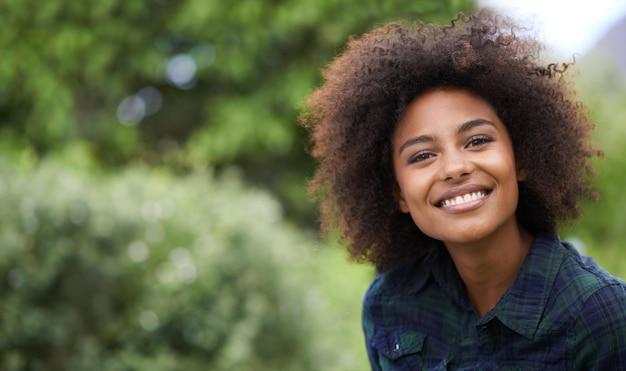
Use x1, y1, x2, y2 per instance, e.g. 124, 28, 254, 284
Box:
362, 234, 626, 370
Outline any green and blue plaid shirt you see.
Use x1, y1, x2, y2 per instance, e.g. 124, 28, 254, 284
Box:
362, 234, 626, 370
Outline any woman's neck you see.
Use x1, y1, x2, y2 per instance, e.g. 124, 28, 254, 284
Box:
444, 220, 533, 317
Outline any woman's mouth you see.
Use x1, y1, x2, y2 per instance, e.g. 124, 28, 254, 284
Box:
436, 189, 492, 213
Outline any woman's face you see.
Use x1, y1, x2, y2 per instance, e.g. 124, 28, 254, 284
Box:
392, 88, 524, 246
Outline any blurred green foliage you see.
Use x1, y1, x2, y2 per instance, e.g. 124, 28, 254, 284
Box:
0, 0, 474, 225
0, 159, 376, 370
561, 61, 626, 276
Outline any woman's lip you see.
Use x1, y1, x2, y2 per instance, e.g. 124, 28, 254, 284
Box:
433, 184, 492, 207
437, 190, 492, 214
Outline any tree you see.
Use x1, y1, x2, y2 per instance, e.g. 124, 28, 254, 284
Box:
0, 0, 474, 224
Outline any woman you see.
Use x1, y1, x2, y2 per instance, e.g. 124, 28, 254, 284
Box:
302, 11, 626, 370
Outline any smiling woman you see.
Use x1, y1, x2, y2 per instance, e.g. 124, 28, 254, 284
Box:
301, 10, 626, 370
392, 88, 523, 251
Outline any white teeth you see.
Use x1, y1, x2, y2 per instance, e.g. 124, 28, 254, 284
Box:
440, 191, 487, 207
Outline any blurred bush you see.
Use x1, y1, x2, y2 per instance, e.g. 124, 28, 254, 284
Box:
0, 159, 375, 370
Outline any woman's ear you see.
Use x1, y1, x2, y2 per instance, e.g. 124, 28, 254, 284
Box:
393, 183, 410, 213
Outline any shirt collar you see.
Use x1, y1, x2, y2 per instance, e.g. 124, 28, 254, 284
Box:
428, 244, 469, 308
414, 234, 567, 340
402, 241, 469, 306
486, 233, 567, 340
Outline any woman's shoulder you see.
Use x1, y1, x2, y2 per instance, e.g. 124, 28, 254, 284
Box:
362, 250, 436, 301
543, 239, 626, 330
361, 252, 434, 349
557, 240, 626, 302
555, 244, 626, 368
546, 247, 626, 369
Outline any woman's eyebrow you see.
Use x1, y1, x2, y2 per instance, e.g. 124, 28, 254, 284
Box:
398, 134, 434, 154
398, 119, 496, 154
457, 118, 496, 134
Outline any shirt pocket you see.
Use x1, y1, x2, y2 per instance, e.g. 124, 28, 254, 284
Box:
372, 329, 431, 370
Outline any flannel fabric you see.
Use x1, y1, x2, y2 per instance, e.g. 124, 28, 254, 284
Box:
362, 234, 626, 370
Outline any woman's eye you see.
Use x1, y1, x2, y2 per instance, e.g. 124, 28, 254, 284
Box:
466, 135, 493, 148
408, 151, 435, 163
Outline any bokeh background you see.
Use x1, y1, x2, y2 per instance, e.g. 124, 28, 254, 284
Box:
1, 1, 625, 370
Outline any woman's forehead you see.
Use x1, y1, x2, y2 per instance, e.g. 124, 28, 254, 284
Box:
394, 88, 504, 138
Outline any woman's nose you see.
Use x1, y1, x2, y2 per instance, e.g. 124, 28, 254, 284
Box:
440, 150, 474, 182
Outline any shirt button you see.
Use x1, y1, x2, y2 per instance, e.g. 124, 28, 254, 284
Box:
394, 343, 400, 351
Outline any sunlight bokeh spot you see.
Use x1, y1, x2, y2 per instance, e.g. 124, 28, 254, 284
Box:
117, 95, 146, 125
128, 240, 149, 263
166, 54, 197, 89
137, 86, 163, 116
139, 310, 159, 331
170, 247, 197, 283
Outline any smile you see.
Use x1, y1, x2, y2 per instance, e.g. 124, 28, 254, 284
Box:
439, 190, 488, 207
435, 188, 493, 213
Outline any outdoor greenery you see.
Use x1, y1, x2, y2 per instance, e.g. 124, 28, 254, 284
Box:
0, 0, 473, 225
1, 0, 625, 370
562, 60, 626, 277
0, 160, 375, 370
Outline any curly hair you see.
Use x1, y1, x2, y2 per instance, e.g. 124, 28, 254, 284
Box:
301, 10, 600, 272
